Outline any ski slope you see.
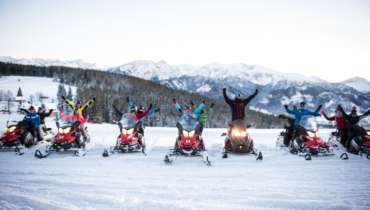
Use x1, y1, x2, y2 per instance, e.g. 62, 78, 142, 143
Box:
0, 116, 370, 210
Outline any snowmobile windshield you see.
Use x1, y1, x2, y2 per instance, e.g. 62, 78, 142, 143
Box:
120, 113, 138, 129
58, 118, 76, 128
301, 117, 318, 132
179, 113, 198, 131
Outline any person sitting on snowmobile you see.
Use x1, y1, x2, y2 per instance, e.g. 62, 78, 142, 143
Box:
190, 100, 214, 134
338, 105, 370, 149
223, 88, 258, 121
172, 98, 205, 137
22, 106, 42, 142
321, 105, 348, 148
113, 100, 155, 146
284, 102, 322, 141
61, 96, 95, 141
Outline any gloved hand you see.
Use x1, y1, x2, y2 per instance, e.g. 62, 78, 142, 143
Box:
284, 104, 288, 109
62, 96, 66, 100
210, 103, 214, 108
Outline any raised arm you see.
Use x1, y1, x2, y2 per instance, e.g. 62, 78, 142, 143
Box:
126, 96, 135, 110
360, 109, 370, 120
321, 111, 335, 121
172, 98, 182, 114
113, 104, 123, 118
284, 105, 294, 114
243, 89, 258, 104
193, 101, 206, 116
62, 96, 75, 110
222, 88, 232, 105
80, 98, 96, 112
338, 105, 350, 120
19, 108, 29, 114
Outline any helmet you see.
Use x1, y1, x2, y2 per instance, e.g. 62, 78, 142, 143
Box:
351, 106, 357, 113
76, 100, 82, 105
29, 106, 35, 111
300, 101, 306, 107
138, 105, 145, 113
129, 106, 137, 113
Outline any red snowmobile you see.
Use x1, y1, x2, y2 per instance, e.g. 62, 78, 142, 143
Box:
289, 118, 347, 160
0, 119, 36, 155
35, 118, 89, 158
164, 113, 211, 166
102, 113, 145, 157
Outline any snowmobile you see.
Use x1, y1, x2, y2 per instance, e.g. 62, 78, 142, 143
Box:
221, 120, 263, 160
289, 118, 347, 160
164, 112, 211, 166
34, 119, 89, 158
0, 119, 36, 155
102, 113, 146, 157
348, 129, 370, 159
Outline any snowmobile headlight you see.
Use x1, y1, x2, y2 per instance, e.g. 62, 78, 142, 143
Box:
367, 131, 370, 136
307, 131, 318, 138
7, 126, 16, 133
59, 127, 71, 134
188, 130, 195, 137
232, 129, 247, 138
58, 128, 64, 134
182, 130, 189, 137
127, 128, 134, 135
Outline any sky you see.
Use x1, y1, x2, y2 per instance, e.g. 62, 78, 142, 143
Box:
0, 0, 369, 82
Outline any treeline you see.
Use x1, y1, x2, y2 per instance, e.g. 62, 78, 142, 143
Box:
0, 62, 282, 128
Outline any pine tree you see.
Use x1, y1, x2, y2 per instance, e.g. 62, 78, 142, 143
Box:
67, 86, 73, 100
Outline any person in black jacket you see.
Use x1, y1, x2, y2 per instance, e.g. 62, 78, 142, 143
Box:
38, 107, 54, 132
222, 88, 258, 121
338, 105, 370, 149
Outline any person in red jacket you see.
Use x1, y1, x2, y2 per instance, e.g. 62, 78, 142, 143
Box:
321, 105, 347, 147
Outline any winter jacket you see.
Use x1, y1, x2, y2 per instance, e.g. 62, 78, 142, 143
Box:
191, 104, 213, 125
322, 112, 346, 129
38, 110, 53, 125
223, 88, 258, 121
175, 102, 205, 120
285, 106, 321, 126
23, 112, 41, 128
63, 98, 95, 117
338, 105, 370, 127
114, 104, 153, 122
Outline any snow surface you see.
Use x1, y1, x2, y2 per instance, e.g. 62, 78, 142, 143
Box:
0, 114, 370, 210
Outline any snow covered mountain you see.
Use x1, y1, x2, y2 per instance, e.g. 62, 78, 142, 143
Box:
109, 60, 370, 115
341, 77, 370, 93
0, 56, 100, 70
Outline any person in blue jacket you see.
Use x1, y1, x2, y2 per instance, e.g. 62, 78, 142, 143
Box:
23, 106, 42, 141
284, 102, 322, 140
172, 98, 206, 137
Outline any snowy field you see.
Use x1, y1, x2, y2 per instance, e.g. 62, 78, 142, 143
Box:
0, 115, 370, 210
